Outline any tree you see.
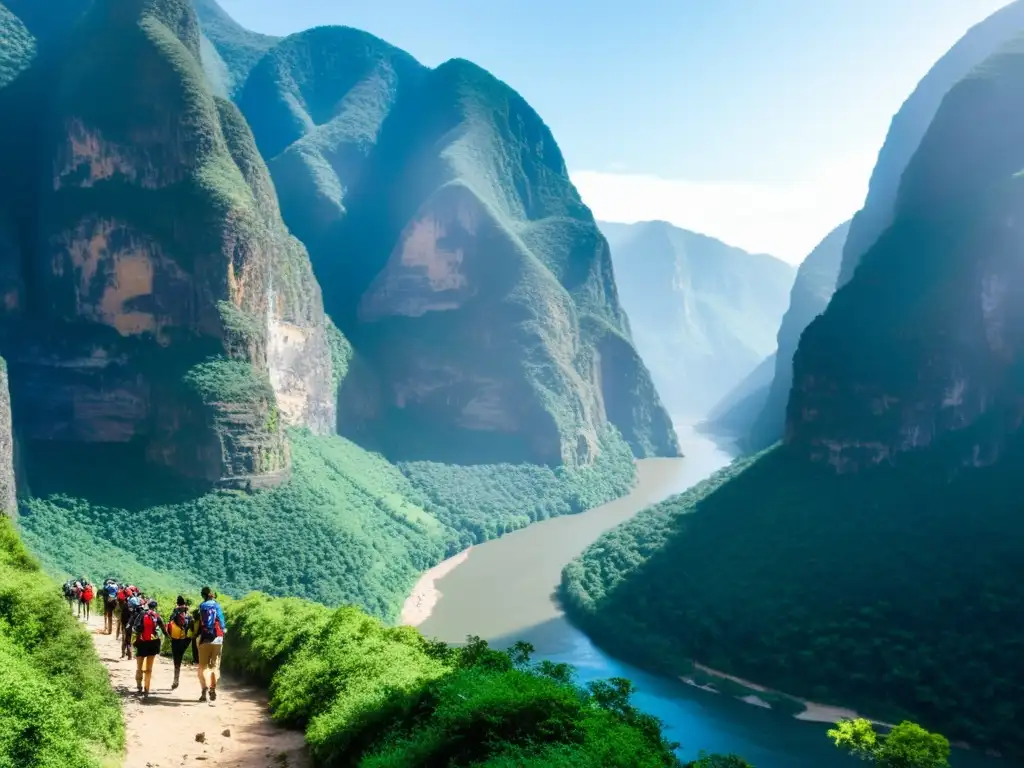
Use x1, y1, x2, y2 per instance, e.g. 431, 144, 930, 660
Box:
828, 719, 950, 768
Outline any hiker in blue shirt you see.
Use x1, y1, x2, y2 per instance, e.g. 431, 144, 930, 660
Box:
196, 586, 227, 703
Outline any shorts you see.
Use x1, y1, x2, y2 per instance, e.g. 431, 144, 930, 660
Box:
197, 641, 222, 672
134, 639, 162, 658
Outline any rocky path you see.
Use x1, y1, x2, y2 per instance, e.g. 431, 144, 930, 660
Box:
84, 613, 309, 768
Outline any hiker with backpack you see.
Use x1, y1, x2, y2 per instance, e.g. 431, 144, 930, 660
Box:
131, 599, 165, 700
196, 586, 227, 702
121, 594, 141, 660
62, 580, 75, 612
166, 595, 196, 690
102, 579, 119, 634
80, 581, 94, 621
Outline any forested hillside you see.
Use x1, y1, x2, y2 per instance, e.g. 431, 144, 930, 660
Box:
0, 0, 664, 620
562, 28, 1024, 758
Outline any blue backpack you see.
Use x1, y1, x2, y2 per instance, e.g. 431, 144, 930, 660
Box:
199, 602, 224, 642
104, 583, 118, 599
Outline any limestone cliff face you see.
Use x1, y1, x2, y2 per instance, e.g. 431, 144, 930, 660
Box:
837, 0, 1024, 288
239, 29, 678, 465
0, 0, 334, 488
788, 37, 1024, 473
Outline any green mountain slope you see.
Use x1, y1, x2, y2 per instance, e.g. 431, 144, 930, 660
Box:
238, 27, 679, 465
837, 0, 1024, 287
0, 0, 647, 619
601, 220, 795, 420
739, 219, 850, 449
562, 34, 1024, 757
192, 0, 279, 98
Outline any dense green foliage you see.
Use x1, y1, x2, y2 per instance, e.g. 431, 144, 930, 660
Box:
599, 220, 794, 420
561, 443, 1024, 755
183, 357, 275, 405
400, 425, 636, 547
223, 592, 683, 767
20, 430, 448, 618
20, 424, 638, 619
829, 719, 950, 768
192, 0, 279, 99
0, 516, 123, 768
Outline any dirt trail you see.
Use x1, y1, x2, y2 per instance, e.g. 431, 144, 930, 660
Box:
83, 613, 308, 768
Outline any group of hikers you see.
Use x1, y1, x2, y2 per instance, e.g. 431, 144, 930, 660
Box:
62, 578, 227, 702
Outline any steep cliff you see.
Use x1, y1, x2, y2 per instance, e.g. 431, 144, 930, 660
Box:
740, 220, 850, 449
238, 27, 678, 464
561, 34, 1024, 755
790, 36, 1024, 472
601, 220, 794, 420
0, 0, 334, 489
837, 0, 1024, 287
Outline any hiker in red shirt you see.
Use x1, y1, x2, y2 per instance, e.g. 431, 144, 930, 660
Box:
80, 581, 94, 622
131, 599, 166, 701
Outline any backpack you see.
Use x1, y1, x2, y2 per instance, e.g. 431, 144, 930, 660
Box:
199, 602, 224, 642
167, 607, 193, 640
104, 583, 118, 602
137, 609, 159, 642
82, 585, 94, 602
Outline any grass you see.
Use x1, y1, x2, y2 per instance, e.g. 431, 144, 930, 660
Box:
0, 516, 123, 768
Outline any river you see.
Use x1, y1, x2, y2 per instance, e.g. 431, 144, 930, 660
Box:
413, 425, 1002, 767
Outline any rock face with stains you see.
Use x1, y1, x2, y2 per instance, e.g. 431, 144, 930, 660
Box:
787, 35, 1024, 473
0, 0, 334, 488
237, 25, 678, 465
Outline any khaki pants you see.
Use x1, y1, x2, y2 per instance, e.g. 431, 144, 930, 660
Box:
197, 641, 222, 690
135, 655, 155, 692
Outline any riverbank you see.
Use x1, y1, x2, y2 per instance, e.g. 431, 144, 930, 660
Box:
400, 547, 472, 626
685, 662, 893, 726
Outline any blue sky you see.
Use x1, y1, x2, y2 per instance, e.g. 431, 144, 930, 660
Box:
220, 0, 1012, 262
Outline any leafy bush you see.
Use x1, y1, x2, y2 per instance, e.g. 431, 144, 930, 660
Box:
222, 592, 682, 767
0, 516, 122, 768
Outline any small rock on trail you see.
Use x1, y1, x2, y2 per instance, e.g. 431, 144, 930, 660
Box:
84, 614, 308, 767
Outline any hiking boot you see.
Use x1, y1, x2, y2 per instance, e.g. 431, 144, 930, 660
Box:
171, 673, 179, 690
198, 689, 207, 702
209, 688, 217, 702
142, 692, 149, 703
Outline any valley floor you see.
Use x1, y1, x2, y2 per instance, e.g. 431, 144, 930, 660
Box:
82, 614, 307, 768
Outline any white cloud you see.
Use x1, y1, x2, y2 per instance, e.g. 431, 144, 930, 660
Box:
570, 150, 877, 264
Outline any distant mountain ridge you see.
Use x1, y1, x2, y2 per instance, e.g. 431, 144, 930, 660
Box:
599, 219, 794, 421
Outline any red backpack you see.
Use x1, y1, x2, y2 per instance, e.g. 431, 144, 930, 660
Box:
139, 610, 160, 642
